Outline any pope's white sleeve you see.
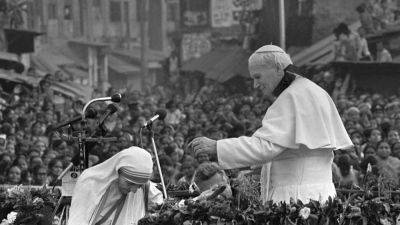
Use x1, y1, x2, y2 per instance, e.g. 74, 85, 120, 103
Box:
216, 136, 285, 169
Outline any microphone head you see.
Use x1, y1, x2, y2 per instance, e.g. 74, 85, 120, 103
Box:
71, 153, 81, 166
107, 104, 118, 114
85, 108, 98, 119
156, 109, 167, 121
111, 93, 122, 103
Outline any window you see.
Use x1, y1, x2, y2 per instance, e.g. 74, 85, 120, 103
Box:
136, 0, 142, 21
64, 5, 72, 20
110, 1, 122, 22
93, 0, 101, 7
48, 3, 57, 19
167, 2, 179, 22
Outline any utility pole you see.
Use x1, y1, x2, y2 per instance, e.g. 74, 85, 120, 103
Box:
278, 0, 285, 50
140, 0, 149, 92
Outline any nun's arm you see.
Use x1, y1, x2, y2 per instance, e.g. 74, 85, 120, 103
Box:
217, 136, 285, 169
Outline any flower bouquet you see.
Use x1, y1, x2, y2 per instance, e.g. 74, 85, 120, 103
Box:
0, 185, 57, 225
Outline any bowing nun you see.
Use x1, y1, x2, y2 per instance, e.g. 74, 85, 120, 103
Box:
191, 45, 353, 204
68, 147, 163, 225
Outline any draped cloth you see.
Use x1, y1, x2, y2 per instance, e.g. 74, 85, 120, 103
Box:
254, 76, 353, 203
67, 147, 155, 225
217, 76, 353, 204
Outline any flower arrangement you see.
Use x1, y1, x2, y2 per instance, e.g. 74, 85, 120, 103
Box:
139, 173, 400, 225
0, 185, 57, 225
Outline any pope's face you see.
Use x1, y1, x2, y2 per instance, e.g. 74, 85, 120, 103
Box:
249, 64, 281, 96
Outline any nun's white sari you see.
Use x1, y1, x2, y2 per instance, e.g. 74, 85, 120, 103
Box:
67, 147, 163, 225
217, 77, 353, 204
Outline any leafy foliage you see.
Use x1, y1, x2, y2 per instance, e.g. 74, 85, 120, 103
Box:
140, 174, 400, 225
0, 186, 57, 225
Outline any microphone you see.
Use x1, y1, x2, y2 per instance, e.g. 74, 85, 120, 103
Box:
56, 153, 80, 181
98, 104, 118, 128
82, 93, 122, 119
111, 93, 122, 102
51, 108, 97, 130
142, 109, 167, 128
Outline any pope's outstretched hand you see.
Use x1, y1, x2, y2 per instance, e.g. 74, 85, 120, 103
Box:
189, 137, 217, 158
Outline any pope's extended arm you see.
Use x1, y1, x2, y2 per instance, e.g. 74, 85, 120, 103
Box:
217, 136, 286, 169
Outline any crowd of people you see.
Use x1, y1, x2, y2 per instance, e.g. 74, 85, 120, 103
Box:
0, 64, 399, 196
332, 0, 400, 62
358, 0, 400, 34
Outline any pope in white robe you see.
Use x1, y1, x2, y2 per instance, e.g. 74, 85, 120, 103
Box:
191, 45, 353, 204
67, 147, 163, 225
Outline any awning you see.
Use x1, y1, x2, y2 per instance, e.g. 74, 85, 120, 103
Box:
61, 65, 88, 79
0, 69, 91, 101
108, 55, 140, 74
181, 46, 251, 82
33, 49, 76, 74
0, 69, 41, 86
0, 52, 25, 73
51, 81, 92, 102
111, 47, 164, 68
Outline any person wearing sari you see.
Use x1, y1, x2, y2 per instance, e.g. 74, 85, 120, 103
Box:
68, 147, 163, 225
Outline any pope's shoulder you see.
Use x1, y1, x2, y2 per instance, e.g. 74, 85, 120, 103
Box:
286, 76, 330, 97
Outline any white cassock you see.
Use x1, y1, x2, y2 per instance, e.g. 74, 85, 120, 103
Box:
217, 76, 353, 204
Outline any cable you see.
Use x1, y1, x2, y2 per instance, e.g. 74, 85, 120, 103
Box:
139, 127, 144, 149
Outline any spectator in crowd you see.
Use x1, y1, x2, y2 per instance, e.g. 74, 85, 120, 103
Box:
392, 142, 400, 159
376, 41, 393, 62
0, 153, 12, 182
357, 3, 376, 34
334, 154, 360, 187
6, 165, 22, 185
48, 158, 64, 186
356, 27, 373, 61
333, 23, 359, 61
177, 156, 197, 186
376, 140, 400, 186
380, 0, 397, 29
164, 100, 185, 125
32, 165, 49, 186
193, 162, 232, 200
366, 0, 384, 31
388, 129, 400, 145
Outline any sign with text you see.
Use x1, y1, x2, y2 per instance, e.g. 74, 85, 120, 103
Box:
211, 0, 233, 27
181, 32, 212, 61
61, 166, 81, 197
181, 0, 210, 29
211, 0, 262, 27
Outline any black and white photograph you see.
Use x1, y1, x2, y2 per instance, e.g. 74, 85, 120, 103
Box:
1, 0, 400, 224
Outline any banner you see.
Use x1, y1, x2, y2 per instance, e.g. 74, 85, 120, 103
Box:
181, 33, 212, 61
211, 0, 263, 27
211, 0, 233, 27
181, 0, 210, 29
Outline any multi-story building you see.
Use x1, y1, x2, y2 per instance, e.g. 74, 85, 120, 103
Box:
19, 0, 171, 92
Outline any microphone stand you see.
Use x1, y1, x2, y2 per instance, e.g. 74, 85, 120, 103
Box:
53, 95, 121, 223
148, 124, 168, 199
